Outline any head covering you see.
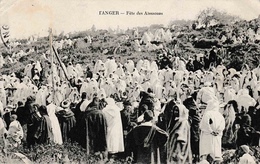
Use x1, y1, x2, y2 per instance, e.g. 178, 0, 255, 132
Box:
81, 92, 87, 99
147, 88, 153, 93
240, 145, 253, 155
61, 100, 71, 108
11, 114, 18, 120
6, 104, 15, 109
33, 75, 40, 80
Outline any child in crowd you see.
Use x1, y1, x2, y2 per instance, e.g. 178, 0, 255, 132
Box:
7, 114, 23, 147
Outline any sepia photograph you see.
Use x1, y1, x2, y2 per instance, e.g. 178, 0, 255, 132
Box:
0, 0, 260, 163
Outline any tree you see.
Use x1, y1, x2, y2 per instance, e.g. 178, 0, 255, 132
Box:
91, 25, 96, 32
197, 8, 241, 28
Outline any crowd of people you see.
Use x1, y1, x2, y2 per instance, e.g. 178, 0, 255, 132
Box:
0, 46, 260, 164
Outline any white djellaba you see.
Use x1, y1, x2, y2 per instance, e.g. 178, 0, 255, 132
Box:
102, 98, 124, 153
46, 98, 63, 145
199, 99, 225, 161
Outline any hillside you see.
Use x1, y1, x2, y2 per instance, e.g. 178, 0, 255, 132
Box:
1, 10, 260, 75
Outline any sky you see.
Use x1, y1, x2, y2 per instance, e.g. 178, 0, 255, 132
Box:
0, 0, 260, 39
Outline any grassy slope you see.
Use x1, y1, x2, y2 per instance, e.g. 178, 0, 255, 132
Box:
1, 18, 260, 75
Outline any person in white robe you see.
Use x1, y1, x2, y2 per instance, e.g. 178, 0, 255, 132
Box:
0, 85, 6, 108
13, 79, 29, 104
197, 82, 218, 105
253, 64, 260, 81
132, 68, 142, 84
102, 98, 124, 154
115, 63, 125, 78
123, 71, 133, 87
152, 80, 165, 100
223, 86, 237, 103
236, 89, 256, 113
67, 87, 80, 103
142, 59, 151, 71
164, 68, 174, 83
105, 59, 117, 76
46, 98, 63, 145
200, 100, 225, 162
35, 86, 49, 106
173, 70, 185, 87
24, 63, 33, 79
0, 114, 7, 151
136, 60, 144, 72
115, 79, 126, 94
75, 64, 84, 77
67, 62, 78, 78
0, 54, 5, 68
80, 80, 89, 96
158, 69, 166, 84
124, 60, 135, 73
230, 76, 240, 93
150, 61, 158, 72
60, 81, 71, 100
214, 72, 225, 93
238, 145, 256, 164
101, 79, 115, 98
7, 114, 23, 147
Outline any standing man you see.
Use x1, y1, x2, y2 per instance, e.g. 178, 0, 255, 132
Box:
127, 110, 168, 163
120, 101, 138, 158
183, 92, 201, 163
80, 96, 108, 160
200, 100, 225, 163
209, 46, 217, 67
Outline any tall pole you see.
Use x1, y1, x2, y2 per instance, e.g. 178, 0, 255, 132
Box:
49, 28, 55, 103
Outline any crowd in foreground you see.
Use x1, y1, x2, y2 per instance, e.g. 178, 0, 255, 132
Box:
0, 47, 260, 164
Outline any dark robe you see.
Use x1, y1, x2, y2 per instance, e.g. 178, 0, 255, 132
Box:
139, 91, 155, 116
166, 118, 192, 164
34, 115, 53, 144
3, 112, 12, 129
80, 106, 107, 155
120, 109, 138, 132
186, 61, 194, 72
86, 69, 93, 79
193, 60, 203, 71
157, 99, 176, 131
160, 56, 172, 69
73, 99, 85, 143
204, 57, 210, 70
235, 114, 257, 147
120, 107, 138, 157
255, 108, 260, 131
73, 99, 85, 122
183, 96, 201, 161
56, 110, 76, 143
209, 49, 217, 66
25, 102, 42, 148
16, 106, 26, 126
128, 123, 168, 164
